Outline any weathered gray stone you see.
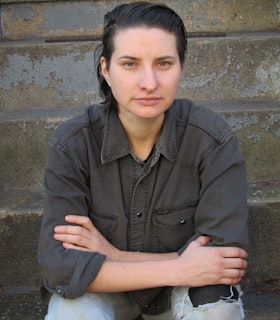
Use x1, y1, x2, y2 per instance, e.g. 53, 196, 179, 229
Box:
1, 0, 279, 41
0, 41, 100, 110
1, 33, 279, 110
1, 191, 279, 289
222, 105, 280, 182
0, 1, 279, 318
0, 106, 85, 190
247, 200, 280, 278
1, 102, 279, 191
181, 33, 280, 102
0, 209, 43, 289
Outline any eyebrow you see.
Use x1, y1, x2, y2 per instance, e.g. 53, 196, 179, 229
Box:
118, 55, 177, 61
118, 56, 139, 61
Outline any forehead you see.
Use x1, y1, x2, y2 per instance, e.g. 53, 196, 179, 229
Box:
112, 27, 178, 57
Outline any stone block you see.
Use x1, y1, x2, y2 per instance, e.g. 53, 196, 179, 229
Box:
1, 33, 279, 110
1, 0, 279, 41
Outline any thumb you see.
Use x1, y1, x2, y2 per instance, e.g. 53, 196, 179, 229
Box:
190, 235, 211, 248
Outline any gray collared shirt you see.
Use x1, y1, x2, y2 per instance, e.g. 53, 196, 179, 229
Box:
38, 99, 248, 314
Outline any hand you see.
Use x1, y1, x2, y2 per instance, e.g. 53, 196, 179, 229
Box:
54, 215, 120, 260
177, 236, 248, 287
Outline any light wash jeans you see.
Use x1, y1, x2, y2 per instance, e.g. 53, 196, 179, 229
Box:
45, 286, 245, 320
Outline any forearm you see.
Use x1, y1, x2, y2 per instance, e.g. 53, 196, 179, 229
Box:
54, 216, 247, 294
87, 258, 178, 292
115, 250, 178, 262
87, 250, 178, 292
87, 237, 247, 293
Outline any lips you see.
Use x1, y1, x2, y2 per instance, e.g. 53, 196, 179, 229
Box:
134, 97, 162, 106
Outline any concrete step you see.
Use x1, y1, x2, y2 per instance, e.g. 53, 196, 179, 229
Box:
203, 100, 280, 183
1, 100, 279, 191
0, 188, 280, 288
1, 32, 279, 110
0, 105, 85, 191
1, 0, 279, 41
0, 175, 279, 290
0, 189, 280, 318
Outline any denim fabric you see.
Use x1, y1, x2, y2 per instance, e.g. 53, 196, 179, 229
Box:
38, 99, 248, 314
45, 286, 244, 320
171, 286, 244, 320
45, 292, 141, 320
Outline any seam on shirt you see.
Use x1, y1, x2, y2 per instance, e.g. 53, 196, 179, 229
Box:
49, 137, 84, 172
174, 100, 233, 144
176, 117, 233, 145
189, 119, 233, 144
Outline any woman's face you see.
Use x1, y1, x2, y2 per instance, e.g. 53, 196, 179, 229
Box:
101, 27, 182, 121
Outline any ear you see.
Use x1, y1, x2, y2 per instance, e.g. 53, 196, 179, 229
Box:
100, 57, 111, 87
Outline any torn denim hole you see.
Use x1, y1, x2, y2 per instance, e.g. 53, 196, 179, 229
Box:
171, 286, 245, 320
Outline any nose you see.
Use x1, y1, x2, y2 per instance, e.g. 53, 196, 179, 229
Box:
139, 66, 158, 92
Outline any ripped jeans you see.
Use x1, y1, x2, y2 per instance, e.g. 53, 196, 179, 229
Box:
45, 285, 245, 320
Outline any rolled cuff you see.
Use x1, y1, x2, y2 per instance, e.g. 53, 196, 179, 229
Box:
41, 250, 106, 299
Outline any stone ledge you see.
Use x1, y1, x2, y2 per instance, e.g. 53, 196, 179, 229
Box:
1, 32, 280, 110
1, 100, 279, 188
1, 0, 278, 41
0, 187, 279, 288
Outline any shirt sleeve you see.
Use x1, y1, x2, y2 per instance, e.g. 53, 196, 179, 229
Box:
38, 137, 106, 299
178, 132, 249, 254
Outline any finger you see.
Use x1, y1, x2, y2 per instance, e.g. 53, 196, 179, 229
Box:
223, 267, 246, 278
219, 269, 246, 285
54, 225, 90, 237
65, 215, 95, 231
223, 257, 248, 270
62, 242, 90, 252
219, 277, 243, 285
219, 247, 248, 259
55, 232, 90, 248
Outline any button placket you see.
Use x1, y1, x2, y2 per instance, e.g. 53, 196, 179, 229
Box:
130, 162, 151, 251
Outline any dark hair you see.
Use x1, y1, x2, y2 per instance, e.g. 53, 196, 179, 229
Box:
95, 2, 188, 107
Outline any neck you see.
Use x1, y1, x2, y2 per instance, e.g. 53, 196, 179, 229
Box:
118, 113, 164, 161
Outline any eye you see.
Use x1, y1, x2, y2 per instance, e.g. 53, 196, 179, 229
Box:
157, 60, 173, 69
159, 61, 170, 66
123, 62, 134, 66
121, 61, 137, 69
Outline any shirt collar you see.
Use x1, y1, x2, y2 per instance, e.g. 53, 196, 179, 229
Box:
101, 102, 177, 164
156, 104, 177, 162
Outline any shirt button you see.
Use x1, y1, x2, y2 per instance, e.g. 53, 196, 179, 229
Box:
136, 212, 142, 217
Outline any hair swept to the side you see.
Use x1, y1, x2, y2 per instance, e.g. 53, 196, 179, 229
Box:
95, 2, 188, 108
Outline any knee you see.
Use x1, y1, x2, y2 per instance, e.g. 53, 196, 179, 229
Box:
189, 284, 239, 307
193, 299, 244, 320
171, 286, 245, 320
45, 293, 113, 320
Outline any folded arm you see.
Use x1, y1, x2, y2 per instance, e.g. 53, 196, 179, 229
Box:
54, 214, 247, 293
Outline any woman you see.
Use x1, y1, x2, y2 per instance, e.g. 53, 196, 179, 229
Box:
38, 2, 248, 319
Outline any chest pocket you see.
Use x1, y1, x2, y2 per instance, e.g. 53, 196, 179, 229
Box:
89, 210, 117, 244
152, 204, 197, 252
